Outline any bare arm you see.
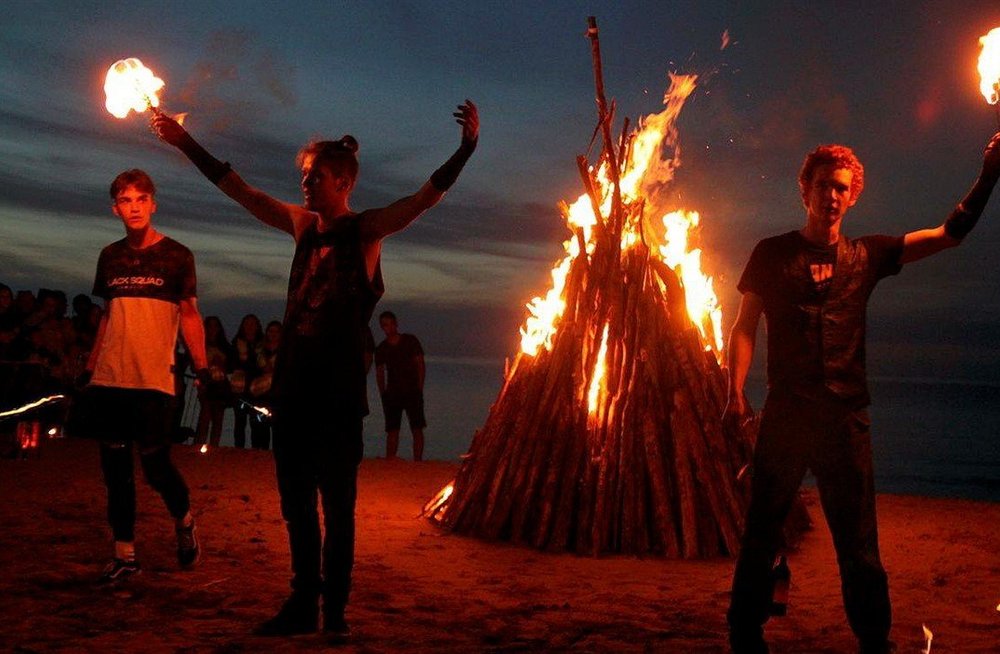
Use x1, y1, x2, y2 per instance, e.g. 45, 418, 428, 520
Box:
725, 292, 764, 419
85, 309, 109, 373
151, 113, 314, 239
376, 363, 386, 395
360, 100, 479, 240
178, 298, 208, 373
416, 353, 425, 391
901, 132, 1000, 264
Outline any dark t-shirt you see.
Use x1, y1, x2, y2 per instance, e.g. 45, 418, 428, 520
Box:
738, 230, 903, 405
374, 333, 424, 395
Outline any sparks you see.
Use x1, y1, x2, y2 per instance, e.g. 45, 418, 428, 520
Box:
0, 395, 66, 420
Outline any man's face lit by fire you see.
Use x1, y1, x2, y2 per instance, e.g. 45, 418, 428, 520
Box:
112, 184, 157, 233
300, 157, 352, 214
802, 164, 856, 229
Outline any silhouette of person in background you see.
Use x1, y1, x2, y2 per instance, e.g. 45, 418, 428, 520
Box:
231, 313, 263, 449
374, 311, 426, 461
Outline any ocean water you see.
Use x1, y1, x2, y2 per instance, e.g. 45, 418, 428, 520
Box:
200, 358, 1000, 502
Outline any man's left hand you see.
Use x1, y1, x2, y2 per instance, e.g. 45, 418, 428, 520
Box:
454, 100, 479, 145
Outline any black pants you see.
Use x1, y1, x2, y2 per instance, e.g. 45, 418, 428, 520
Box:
273, 408, 363, 611
100, 442, 190, 542
233, 401, 250, 448
250, 413, 272, 450
728, 391, 890, 647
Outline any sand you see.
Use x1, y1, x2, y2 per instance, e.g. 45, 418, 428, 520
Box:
1, 438, 997, 653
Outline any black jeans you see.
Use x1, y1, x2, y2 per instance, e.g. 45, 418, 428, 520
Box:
100, 442, 190, 542
272, 407, 363, 611
728, 391, 891, 647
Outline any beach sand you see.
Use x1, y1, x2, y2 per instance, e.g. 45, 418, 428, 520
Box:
1, 438, 997, 652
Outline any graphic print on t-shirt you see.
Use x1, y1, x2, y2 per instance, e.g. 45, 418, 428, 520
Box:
810, 262, 834, 293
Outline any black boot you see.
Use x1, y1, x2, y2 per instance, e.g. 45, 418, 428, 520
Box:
323, 601, 351, 644
254, 591, 319, 636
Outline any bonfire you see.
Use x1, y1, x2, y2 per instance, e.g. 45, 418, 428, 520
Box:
427, 18, 806, 557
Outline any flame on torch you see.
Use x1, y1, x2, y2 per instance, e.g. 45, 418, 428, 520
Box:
104, 58, 164, 118
977, 28, 1000, 128
921, 624, 933, 654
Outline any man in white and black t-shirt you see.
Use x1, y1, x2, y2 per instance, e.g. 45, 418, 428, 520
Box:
725, 137, 1000, 654
83, 169, 209, 583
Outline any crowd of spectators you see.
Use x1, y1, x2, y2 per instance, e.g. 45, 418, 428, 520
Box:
0, 282, 282, 452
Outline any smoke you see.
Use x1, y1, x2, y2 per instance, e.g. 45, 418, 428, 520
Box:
173, 29, 298, 133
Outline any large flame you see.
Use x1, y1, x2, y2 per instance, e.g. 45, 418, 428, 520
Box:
978, 28, 1000, 105
519, 73, 723, 360
104, 58, 164, 118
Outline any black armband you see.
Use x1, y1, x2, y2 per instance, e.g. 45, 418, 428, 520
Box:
944, 203, 980, 240
430, 137, 477, 192
178, 133, 232, 185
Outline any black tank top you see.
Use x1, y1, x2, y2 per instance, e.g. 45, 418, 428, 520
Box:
273, 213, 384, 415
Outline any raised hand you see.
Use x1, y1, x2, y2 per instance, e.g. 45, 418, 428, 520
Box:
149, 112, 188, 147
454, 99, 479, 145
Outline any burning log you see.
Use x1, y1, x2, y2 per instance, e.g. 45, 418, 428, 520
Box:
433, 18, 808, 557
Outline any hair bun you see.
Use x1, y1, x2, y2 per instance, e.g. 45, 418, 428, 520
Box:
338, 135, 359, 153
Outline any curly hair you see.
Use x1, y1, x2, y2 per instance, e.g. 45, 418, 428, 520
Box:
798, 145, 864, 202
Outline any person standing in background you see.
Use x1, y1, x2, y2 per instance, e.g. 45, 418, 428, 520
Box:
374, 311, 426, 461
231, 313, 263, 448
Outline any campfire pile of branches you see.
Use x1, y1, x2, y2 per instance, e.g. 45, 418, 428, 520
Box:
430, 18, 805, 557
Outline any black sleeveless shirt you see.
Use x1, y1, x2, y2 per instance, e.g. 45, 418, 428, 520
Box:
272, 213, 384, 416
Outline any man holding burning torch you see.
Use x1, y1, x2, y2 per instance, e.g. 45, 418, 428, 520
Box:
724, 134, 1000, 654
83, 169, 208, 582
151, 101, 478, 639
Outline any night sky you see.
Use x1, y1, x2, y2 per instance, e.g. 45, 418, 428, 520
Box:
3, 0, 1000, 382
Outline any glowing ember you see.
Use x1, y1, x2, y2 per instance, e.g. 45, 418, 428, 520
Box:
199, 444, 208, 454
517, 74, 724, 362
104, 58, 164, 118
921, 624, 933, 654
587, 324, 610, 415
0, 394, 66, 420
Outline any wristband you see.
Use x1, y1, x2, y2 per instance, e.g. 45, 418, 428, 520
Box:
178, 134, 232, 185
430, 137, 477, 192
944, 203, 979, 240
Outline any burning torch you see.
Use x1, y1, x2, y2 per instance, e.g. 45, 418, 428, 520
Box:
104, 57, 186, 125
104, 57, 164, 118
977, 28, 1000, 130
